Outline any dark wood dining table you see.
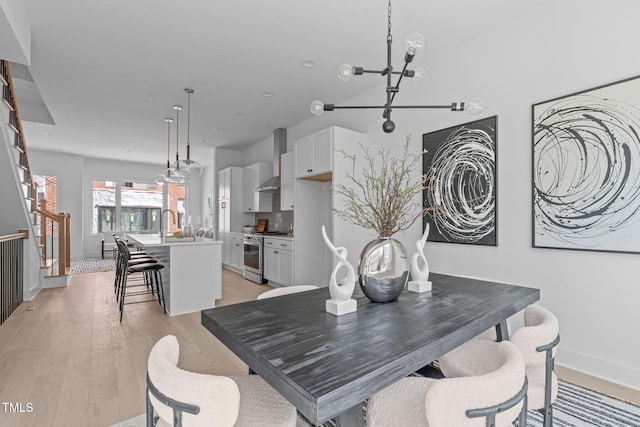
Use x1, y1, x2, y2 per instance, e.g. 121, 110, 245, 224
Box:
201, 272, 540, 427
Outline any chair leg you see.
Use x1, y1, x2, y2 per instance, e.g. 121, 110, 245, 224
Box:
541, 347, 555, 427
146, 386, 154, 427
519, 392, 528, 427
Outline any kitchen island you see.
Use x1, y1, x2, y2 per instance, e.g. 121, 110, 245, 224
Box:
127, 234, 222, 316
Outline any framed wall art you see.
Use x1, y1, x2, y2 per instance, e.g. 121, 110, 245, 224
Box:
532, 75, 640, 253
422, 115, 497, 246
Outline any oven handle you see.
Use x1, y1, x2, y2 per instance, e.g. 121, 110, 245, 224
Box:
243, 240, 261, 247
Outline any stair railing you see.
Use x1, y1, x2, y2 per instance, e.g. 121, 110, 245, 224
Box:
36, 199, 71, 276
2, 59, 71, 277
0, 230, 28, 324
1, 60, 36, 214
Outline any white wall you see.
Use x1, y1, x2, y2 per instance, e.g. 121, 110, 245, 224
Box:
287, 0, 640, 389
28, 149, 84, 258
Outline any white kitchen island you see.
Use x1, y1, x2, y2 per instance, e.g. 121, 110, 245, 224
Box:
127, 234, 222, 316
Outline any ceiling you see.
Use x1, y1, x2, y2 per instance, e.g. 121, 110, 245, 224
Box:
14, 0, 541, 165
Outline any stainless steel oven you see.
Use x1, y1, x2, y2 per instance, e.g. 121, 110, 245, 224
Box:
243, 233, 266, 284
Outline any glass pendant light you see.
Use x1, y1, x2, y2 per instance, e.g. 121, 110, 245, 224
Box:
170, 104, 189, 181
180, 88, 203, 178
155, 117, 185, 185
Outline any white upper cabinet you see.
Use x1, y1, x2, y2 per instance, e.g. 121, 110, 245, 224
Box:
295, 128, 332, 179
243, 162, 273, 212
280, 151, 295, 211
218, 167, 231, 200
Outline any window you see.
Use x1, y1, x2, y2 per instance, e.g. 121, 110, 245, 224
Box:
93, 180, 116, 234
92, 180, 186, 234
33, 175, 57, 213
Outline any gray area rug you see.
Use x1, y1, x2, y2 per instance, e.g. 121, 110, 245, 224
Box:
70, 257, 116, 273
111, 379, 640, 426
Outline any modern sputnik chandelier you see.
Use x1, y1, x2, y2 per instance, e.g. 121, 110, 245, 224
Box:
310, 0, 484, 133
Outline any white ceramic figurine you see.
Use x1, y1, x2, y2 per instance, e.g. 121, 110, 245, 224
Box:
321, 225, 357, 315
408, 223, 432, 293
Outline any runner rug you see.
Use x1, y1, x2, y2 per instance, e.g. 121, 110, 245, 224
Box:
70, 257, 116, 273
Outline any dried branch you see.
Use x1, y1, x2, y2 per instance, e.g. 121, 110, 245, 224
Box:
333, 135, 428, 238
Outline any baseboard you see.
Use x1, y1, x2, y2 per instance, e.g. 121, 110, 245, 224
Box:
556, 364, 640, 405
42, 274, 71, 288
558, 347, 640, 393
23, 283, 41, 301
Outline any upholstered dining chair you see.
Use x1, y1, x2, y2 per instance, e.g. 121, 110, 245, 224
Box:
146, 335, 297, 427
257, 285, 319, 300
439, 304, 560, 427
367, 341, 528, 427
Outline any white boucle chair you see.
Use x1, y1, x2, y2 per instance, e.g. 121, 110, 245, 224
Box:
367, 341, 528, 427
439, 304, 560, 427
146, 335, 297, 427
257, 285, 318, 300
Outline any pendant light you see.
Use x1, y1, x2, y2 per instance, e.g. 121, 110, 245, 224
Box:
182, 88, 203, 178
155, 117, 185, 185
171, 104, 187, 179
310, 0, 484, 133
172, 88, 203, 179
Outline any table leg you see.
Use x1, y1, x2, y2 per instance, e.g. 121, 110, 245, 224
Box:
495, 320, 510, 341
335, 404, 364, 427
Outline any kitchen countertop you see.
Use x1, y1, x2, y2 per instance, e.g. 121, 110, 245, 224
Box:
262, 235, 294, 240
127, 233, 222, 247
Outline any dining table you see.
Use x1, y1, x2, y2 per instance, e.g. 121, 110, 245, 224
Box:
201, 272, 540, 427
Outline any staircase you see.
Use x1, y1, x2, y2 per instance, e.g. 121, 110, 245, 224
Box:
1, 59, 71, 286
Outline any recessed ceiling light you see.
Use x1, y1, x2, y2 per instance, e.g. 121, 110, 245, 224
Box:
262, 91, 274, 97
235, 113, 246, 118
302, 60, 316, 68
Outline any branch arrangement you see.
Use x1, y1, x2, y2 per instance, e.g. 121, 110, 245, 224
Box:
333, 135, 430, 237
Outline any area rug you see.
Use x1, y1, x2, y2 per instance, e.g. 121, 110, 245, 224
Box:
70, 257, 116, 273
111, 379, 640, 426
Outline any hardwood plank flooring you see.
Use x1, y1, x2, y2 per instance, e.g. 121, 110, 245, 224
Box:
0, 267, 273, 426
0, 267, 637, 426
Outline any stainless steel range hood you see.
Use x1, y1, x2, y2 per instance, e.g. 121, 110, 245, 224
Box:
256, 128, 287, 193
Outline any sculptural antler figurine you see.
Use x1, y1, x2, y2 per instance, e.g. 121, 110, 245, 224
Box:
322, 225, 357, 315
408, 223, 432, 293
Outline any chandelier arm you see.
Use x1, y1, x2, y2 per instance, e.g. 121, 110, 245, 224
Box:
327, 105, 458, 110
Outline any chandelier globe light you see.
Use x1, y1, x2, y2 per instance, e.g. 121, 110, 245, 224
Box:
310, 0, 484, 133
174, 88, 203, 178
155, 117, 186, 185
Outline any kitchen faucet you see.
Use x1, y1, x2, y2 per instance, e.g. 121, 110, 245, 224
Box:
159, 209, 176, 240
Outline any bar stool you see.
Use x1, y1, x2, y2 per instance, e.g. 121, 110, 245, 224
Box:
113, 236, 158, 296
115, 239, 166, 321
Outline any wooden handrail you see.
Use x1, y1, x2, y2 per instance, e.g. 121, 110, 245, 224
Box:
36, 199, 71, 274
2, 60, 37, 208
0, 231, 28, 243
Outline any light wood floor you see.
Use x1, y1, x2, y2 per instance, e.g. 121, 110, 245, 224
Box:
0, 268, 273, 427
0, 269, 637, 426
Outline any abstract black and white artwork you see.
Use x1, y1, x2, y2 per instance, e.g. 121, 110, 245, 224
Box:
533, 75, 640, 253
422, 116, 497, 246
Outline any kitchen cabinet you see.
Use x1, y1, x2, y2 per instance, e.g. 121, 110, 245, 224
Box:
263, 237, 294, 286
218, 167, 231, 200
243, 162, 273, 212
229, 232, 244, 271
280, 151, 295, 211
217, 166, 252, 268
295, 128, 332, 180
293, 126, 366, 287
